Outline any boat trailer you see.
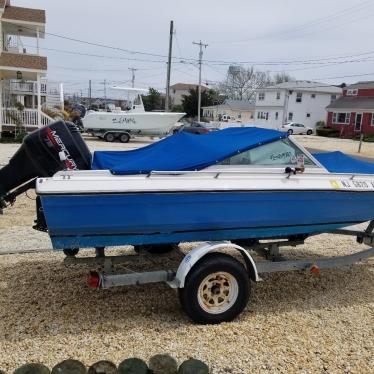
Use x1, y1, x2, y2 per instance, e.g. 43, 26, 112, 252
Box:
64, 222, 374, 324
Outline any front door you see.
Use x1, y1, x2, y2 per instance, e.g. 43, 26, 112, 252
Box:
355, 113, 362, 131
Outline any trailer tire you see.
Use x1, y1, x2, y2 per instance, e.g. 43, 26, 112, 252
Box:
63, 248, 79, 256
119, 133, 130, 143
179, 253, 250, 324
104, 132, 115, 142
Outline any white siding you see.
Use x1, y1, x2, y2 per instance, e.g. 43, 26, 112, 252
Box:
255, 87, 341, 130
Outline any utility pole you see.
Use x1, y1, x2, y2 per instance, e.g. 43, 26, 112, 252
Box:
103, 79, 107, 108
193, 40, 208, 122
165, 20, 174, 112
128, 67, 137, 88
88, 79, 92, 108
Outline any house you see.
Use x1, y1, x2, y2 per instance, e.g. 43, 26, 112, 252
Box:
0, 0, 55, 136
170, 83, 208, 106
202, 100, 255, 123
326, 81, 374, 137
254, 81, 342, 130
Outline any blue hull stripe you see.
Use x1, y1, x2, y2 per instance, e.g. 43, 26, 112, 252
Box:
40, 191, 374, 250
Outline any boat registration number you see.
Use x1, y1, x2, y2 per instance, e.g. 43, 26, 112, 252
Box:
330, 179, 374, 190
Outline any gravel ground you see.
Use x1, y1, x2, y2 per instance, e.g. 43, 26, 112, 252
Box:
0, 136, 373, 373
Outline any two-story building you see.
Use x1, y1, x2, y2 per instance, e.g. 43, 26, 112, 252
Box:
254, 81, 342, 130
170, 83, 208, 106
0, 0, 55, 136
326, 81, 374, 137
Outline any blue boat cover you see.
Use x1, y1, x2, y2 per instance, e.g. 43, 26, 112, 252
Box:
313, 151, 374, 174
92, 127, 287, 174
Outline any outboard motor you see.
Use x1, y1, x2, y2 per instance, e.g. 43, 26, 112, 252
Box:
0, 120, 91, 219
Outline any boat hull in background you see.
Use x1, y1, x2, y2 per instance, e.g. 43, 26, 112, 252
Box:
83, 111, 185, 136
40, 190, 374, 250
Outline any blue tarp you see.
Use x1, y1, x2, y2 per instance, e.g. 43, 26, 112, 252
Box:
313, 151, 374, 174
92, 127, 287, 174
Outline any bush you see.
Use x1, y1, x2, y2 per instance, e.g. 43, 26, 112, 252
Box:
316, 120, 325, 128
316, 127, 340, 138
363, 134, 374, 142
15, 130, 28, 143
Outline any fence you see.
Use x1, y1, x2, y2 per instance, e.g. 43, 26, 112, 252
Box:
1, 108, 53, 127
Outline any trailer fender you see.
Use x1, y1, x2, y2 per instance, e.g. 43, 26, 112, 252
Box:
170, 241, 260, 288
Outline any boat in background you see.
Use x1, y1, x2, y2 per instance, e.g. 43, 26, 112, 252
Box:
82, 87, 185, 142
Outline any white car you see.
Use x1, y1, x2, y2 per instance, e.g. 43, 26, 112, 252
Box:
281, 122, 313, 135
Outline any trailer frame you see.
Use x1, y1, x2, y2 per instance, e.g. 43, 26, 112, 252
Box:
64, 222, 374, 323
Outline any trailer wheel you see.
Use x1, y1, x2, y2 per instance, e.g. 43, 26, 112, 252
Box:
179, 253, 250, 324
63, 248, 79, 256
119, 133, 130, 143
104, 132, 115, 142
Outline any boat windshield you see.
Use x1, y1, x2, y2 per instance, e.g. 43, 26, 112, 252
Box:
218, 138, 316, 166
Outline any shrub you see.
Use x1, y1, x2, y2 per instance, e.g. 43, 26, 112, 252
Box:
315, 120, 325, 128
363, 134, 374, 142
316, 127, 340, 138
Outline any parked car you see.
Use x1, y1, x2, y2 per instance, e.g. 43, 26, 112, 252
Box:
282, 122, 313, 135
175, 122, 219, 135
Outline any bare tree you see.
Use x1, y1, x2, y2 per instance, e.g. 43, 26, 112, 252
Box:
217, 66, 274, 100
273, 71, 293, 84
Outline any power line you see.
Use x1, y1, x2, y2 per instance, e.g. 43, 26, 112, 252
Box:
210, 0, 373, 44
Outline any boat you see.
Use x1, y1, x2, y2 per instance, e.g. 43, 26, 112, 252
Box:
2, 120, 374, 252
82, 87, 185, 142
2, 120, 374, 323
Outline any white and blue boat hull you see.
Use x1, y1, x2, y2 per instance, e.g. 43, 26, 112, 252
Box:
40, 189, 374, 250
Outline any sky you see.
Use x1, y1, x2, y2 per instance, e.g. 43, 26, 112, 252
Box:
14, 0, 374, 98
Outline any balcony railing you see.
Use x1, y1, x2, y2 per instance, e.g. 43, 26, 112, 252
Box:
1, 108, 53, 127
9, 81, 47, 94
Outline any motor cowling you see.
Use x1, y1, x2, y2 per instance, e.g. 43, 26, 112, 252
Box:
0, 120, 91, 212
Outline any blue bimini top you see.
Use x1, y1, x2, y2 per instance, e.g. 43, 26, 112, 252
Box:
313, 151, 374, 174
92, 127, 287, 174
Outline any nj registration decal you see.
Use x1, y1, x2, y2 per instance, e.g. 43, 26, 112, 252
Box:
330, 179, 374, 190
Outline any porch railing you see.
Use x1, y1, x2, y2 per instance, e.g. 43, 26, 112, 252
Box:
1, 108, 54, 127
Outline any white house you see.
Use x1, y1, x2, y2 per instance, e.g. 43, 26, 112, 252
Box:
254, 81, 342, 130
170, 83, 208, 106
0, 0, 60, 136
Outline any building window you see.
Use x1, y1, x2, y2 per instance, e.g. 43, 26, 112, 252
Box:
275, 112, 279, 120
258, 111, 269, 120
288, 112, 293, 121
238, 113, 242, 119
347, 89, 358, 96
311, 94, 316, 99
276, 92, 281, 100
331, 94, 337, 102
258, 92, 265, 101
296, 92, 302, 103
306, 113, 311, 118
332, 112, 350, 124
372, 114, 374, 127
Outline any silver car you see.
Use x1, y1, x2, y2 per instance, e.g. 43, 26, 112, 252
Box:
282, 122, 313, 135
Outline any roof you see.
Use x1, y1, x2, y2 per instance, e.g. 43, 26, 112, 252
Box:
203, 99, 255, 111
2, 5, 45, 23
345, 81, 374, 90
326, 96, 374, 111
92, 127, 287, 174
0, 52, 47, 70
258, 80, 342, 94
170, 83, 208, 91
